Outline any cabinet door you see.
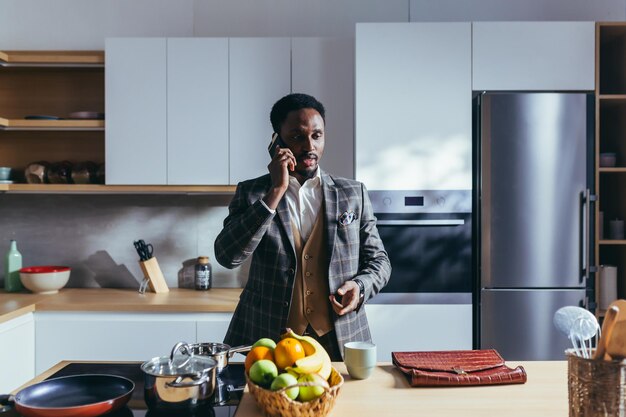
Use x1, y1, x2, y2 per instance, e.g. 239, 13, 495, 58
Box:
196, 313, 234, 353
292, 38, 355, 180
0, 314, 34, 392
106, 38, 167, 185
229, 38, 291, 185
168, 38, 229, 185
35, 312, 196, 374
472, 22, 595, 91
365, 304, 472, 362
355, 23, 472, 190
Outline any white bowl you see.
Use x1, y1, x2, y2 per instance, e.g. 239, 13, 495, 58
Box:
19, 266, 71, 294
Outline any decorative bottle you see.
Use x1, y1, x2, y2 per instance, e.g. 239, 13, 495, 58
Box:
5, 240, 23, 292
194, 256, 212, 291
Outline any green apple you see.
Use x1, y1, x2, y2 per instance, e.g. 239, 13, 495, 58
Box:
270, 372, 299, 400
297, 373, 329, 402
252, 337, 277, 350
249, 359, 278, 387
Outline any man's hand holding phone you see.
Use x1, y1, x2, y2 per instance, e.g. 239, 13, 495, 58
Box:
329, 281, 361, 316
263, 133, 296, 210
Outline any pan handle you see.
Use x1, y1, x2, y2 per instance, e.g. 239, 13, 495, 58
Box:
0, 394, 15, 414
227, 345, 252, 358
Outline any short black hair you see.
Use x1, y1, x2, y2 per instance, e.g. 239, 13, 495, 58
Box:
270, 93, 325, 133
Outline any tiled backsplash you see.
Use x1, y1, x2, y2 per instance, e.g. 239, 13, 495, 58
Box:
0, 193, 250, 289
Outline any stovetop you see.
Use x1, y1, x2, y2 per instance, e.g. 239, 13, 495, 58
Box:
43, 362, 246, 417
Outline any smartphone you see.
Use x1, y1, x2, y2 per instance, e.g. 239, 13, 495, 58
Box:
334, 293, 343, 304
268, 132, 288, 158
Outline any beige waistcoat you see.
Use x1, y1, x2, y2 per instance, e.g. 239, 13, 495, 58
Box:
286, 213, 333, 336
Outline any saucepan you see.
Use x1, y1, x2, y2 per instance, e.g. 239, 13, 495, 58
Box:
173, 341, 251, 373
0, 374, 134, 417
141, 345, 218, 410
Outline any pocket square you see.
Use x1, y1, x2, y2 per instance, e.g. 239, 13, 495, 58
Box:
338, 210, 358, 226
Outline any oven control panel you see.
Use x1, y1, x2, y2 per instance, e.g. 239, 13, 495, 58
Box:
370, 190, 471, 214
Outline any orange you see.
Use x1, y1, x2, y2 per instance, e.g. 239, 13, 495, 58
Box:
274, 337, 306, 370
245, 346, 275, 373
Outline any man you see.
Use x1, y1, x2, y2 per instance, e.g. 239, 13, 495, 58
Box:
214, 93, 390, 360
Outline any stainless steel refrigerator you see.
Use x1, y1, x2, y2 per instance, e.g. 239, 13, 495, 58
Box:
477, 92, 595, 361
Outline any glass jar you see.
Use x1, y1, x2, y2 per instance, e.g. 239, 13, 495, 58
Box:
194, 256, 212, 291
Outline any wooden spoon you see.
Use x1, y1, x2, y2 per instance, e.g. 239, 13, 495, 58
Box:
607, 320, 626, 360
594, 305, 619, 360
608, 299, 626, 322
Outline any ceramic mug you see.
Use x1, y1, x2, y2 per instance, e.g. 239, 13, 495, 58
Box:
0, 167, 11, 181
344, 341, 376, 380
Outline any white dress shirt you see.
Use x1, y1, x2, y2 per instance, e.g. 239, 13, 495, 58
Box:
261, 168, 323, 241
285, 168, 322, 241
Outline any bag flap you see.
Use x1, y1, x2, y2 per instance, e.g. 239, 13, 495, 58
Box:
392, 349, 505, 373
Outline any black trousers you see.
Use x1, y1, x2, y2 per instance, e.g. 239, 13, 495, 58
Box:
304, 325, 343, 361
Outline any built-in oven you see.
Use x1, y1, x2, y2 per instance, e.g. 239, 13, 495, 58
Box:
369, 190, 473, 305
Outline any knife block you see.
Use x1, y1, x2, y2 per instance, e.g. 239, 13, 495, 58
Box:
139, 257, 169, 293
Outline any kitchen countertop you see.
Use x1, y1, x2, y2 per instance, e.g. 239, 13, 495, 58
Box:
0, 288, 243, 323
237, 361, 568, 417
17, 360, 568, 417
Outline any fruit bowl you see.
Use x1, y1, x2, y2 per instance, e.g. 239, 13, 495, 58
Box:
245, 366, 343, 417
19, 266, 71, 294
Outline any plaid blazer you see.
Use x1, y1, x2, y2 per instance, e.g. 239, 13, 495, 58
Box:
215, 170, 391, 353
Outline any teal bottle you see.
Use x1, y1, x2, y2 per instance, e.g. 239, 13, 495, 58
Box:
4, 240, 22, 292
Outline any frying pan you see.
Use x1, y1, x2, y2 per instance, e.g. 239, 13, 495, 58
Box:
0, 374, 134, 417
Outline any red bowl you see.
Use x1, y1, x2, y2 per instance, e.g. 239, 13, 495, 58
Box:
19, 266, 71, 294
20, 266, 71, 274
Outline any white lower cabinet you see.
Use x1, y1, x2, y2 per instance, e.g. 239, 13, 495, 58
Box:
35, 312, 196, 374
0, 313, 35, 392
195, 313, 233, 344
365, 304, 472, 362
34, 312, 235, 374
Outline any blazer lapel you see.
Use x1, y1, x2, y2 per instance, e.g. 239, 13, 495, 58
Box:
321, 171, 338, 273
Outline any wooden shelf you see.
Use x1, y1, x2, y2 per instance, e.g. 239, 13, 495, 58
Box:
0, 117, 104, 131
599, 239, 626, 245
599, 167, 626, 172
0, 184, 236, 194
0, 51, 104, 67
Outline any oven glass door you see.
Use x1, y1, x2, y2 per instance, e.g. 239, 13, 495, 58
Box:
376, 213, 472, 293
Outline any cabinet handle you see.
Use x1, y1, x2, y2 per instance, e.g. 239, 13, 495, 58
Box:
377, 219, 465, 226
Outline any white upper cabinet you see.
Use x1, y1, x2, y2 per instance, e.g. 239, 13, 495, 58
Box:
229, 38, 291, 185
106, 38, 167, 185
356, 23, 472, 191
107, 38, 229, 185
167, 38, 229, 185
292, 37, 355, 180
472, 22, 595, 91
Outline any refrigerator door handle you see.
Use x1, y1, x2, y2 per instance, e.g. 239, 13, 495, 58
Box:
580, 189, 595, 285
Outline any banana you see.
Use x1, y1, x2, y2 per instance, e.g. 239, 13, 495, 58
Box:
282, 328, 332, 380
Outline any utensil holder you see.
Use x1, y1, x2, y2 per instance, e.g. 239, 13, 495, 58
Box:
567, 349, 626, 416
139, 257, 169, 293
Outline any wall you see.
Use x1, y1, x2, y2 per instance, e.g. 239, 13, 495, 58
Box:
0, 0, 624, 288
1, 0, 623, 49
0, 194, 249, 289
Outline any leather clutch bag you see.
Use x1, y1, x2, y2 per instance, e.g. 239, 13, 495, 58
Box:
391, 349, 527, 387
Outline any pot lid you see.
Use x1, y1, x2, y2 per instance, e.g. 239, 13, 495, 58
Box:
141, 354, 217, 377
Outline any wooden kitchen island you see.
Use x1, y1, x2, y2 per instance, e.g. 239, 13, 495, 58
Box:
236, 361, 567, 417
17, 360, 568, 417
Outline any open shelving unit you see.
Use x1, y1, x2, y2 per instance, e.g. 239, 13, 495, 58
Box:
0, 50, 105, 187
595, 23, 626, 317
